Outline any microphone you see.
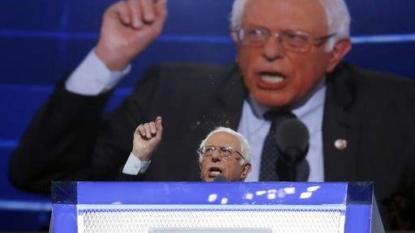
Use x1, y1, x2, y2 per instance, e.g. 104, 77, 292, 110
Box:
213, 174, 228, 182
275, 118, 310, 181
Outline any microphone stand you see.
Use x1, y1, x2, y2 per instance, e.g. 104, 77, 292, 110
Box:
278, 147, 303, 181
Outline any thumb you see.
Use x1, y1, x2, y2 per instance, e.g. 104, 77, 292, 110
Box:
155, 116, 163, 138
155, 0, 168, 17
152, 0, 168, 33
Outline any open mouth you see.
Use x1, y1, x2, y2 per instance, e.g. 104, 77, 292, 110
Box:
256, 71, 286, 89
208, 167, 223, 177
260, 72, 284, 84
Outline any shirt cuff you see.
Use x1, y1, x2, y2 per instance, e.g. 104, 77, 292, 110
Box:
65, 49, 131, 96
122, 153, 151, 175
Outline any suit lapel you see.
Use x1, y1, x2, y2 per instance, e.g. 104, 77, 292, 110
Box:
323, 64, 360, 181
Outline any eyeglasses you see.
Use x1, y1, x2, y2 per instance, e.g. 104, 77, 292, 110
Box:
197, 146, 245, 160
232, 27, 336, 53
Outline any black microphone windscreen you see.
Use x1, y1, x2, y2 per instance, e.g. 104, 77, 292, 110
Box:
213, 174, 228, 182
275, 118, 310, 163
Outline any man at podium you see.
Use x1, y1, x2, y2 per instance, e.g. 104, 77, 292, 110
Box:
120, 116, 252, 182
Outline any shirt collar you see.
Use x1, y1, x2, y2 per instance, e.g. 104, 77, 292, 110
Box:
248, 77, 326, 120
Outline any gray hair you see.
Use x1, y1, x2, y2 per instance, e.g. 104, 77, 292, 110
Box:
198, 127, 251, 165
229, 0, 351, 51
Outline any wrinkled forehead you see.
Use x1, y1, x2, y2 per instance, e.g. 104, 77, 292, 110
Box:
241, 0, 329, 33
205, 132, 241, 149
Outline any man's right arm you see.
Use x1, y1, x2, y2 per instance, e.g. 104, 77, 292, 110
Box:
119, 116, 163, 181
67, 0, 168, 96
8, 0, 168, 194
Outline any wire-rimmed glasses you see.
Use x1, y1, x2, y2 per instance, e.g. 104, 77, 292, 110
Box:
232, 27, 336, 53
197, 146, 245, 160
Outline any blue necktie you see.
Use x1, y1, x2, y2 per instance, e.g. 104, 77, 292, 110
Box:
259, 111, 310, 181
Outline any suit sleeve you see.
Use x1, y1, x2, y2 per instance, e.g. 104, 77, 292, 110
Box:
8, 80, 111, 194
8, 66, 163, 194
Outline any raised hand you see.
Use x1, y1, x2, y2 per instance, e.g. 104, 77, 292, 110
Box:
132, 116, 163, 161
95, 0, 168, 71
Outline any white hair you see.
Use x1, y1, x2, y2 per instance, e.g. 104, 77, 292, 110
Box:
198, 127, 251, 165
317, 0, 351, 51
229, 0, 351, 51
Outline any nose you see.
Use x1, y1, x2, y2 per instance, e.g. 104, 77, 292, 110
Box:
211, 149, 222, 161
262, 34, 284, 61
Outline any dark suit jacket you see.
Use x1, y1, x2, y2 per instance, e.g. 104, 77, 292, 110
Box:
9, 62, 415, 214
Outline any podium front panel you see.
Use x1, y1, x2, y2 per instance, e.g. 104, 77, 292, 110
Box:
51, 182, 375, 233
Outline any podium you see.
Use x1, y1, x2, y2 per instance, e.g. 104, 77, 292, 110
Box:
51, 182, 384, 233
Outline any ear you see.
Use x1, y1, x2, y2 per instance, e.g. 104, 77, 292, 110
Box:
325, 38, 352, 73
230, 26, 239, 43
199, 162, 203, 178
240, 163, 252, 180
230, 31, 241, 63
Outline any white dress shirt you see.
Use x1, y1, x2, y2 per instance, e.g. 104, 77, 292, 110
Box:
239, 81, 326, 182
65, 49, 130, 95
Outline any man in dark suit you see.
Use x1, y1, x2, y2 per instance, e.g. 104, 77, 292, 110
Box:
9, 0, 415, 229
129, 117, 252, 182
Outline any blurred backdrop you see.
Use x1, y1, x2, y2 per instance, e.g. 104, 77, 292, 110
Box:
0, 0, 414, 231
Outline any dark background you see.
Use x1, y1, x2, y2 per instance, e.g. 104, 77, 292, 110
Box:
0, 0, 414, 230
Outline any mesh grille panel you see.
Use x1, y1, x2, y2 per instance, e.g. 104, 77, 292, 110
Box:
79, 207, 345, 233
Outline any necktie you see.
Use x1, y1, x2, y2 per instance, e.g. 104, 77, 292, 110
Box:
259, 110, 310, 181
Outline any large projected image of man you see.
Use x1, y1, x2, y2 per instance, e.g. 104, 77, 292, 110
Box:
10, 0, 415, 229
